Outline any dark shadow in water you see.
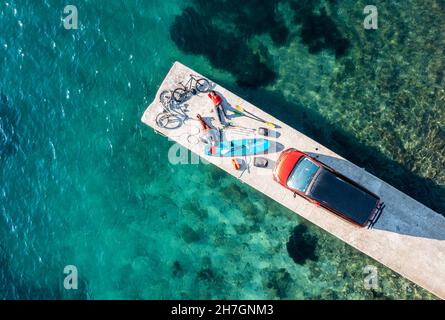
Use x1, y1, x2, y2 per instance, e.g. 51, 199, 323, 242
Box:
194, 0, 291, 46
303, 153, 445, 240
170, 6, 277, 88
265, 268, 293, 298
170, 1, 349, 88
214, 82, 445, 217
172, 260, 186, 278
286, 224, 318, 265
291, 1, 350, 57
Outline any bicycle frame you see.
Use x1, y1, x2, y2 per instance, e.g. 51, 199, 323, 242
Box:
171, 74, 210, 103
178, 74, 200, 91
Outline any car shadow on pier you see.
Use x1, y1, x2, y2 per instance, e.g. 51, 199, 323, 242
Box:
304, 152, 445, 240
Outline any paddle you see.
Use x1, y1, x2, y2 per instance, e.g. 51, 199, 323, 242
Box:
230, 108, 262, 125
234, 105, 276, 128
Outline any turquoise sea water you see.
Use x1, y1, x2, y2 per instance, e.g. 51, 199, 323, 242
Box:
1, 0, 443, 299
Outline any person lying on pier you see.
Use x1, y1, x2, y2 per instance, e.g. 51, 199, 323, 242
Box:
208, 90, 230, 127
196, 114, 220, 146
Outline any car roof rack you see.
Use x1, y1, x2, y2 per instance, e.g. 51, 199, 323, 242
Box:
368, 202, 385, 229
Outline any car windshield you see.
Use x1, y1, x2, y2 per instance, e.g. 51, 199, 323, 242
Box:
287, 157, 320, 193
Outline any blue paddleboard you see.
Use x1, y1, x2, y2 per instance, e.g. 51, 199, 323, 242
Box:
204, 138, 270, 157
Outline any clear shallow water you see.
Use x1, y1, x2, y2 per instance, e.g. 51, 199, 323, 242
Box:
0, 0, 442, 299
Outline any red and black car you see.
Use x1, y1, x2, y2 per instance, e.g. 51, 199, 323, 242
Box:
273, 148, 384, 227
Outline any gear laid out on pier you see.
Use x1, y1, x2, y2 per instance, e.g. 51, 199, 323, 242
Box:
141, 62, 445, 299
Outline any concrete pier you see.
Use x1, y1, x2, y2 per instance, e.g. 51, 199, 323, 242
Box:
141, 62, 445, 299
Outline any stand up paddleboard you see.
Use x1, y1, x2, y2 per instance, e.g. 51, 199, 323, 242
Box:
204, 138, 271, 157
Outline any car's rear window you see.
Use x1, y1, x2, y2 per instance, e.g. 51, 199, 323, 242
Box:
287, 157, 320, 192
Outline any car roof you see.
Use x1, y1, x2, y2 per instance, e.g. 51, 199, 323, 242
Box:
307, 168, 379, 225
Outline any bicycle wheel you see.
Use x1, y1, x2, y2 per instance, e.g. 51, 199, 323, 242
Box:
172, 88, 187, 103
159, 90, 172, 106
195, 78, 211, 93
155, 112, 182, 129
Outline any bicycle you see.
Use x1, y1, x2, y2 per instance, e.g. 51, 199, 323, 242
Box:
159, 90, 173, 107
172, 74, 210, 103
156, 74, 210, 129
156, 90, 184, 129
